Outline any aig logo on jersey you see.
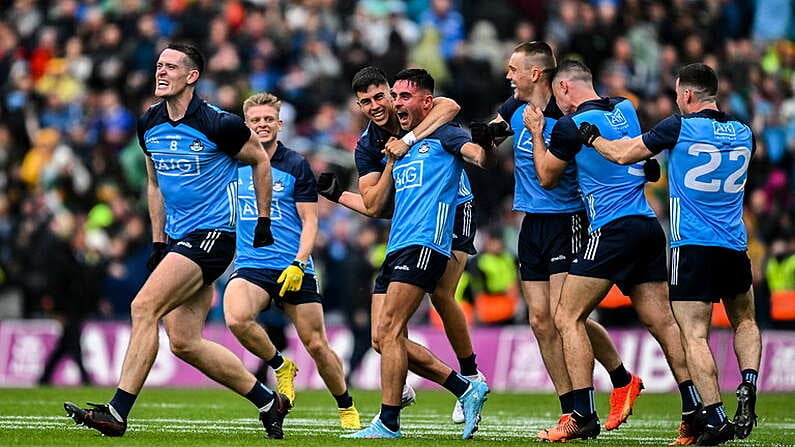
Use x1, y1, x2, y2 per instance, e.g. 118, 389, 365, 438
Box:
152, 155, 201, 176
189, 139, 205, 152
712, 121, 736, 140
394, 160, 424, 192
604, 108, 628, 129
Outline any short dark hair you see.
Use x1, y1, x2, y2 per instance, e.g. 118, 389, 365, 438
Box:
393, 68, 434, 94
351, 66, 389, 93
166, 42, 205, 74
552, 59, 593, 84
513, 41, 556, 71
677, 63, 718, 102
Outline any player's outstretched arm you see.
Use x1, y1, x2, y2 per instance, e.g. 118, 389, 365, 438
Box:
317, 172, 393, 218
588, 132, 653, 165
236, 130, 273, 218
145, 157, 166, 244
357, 158, 395, 217
459, 141, 494, 169
385, 97, 461, 158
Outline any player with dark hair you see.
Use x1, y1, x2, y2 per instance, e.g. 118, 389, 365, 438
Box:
343, 68, 493, 439
580, 62, 761, 445
318, 65, 486, 424
525, 60, 692, 442
64, 42, 291, 439
495, 41, 641, 439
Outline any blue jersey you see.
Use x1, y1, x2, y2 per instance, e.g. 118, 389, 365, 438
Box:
549, 97, 655, 232
354, 120, 473, 205
138, 95, 251, 239
387, 124, 469, 257
235, 142, 317, 273
642, 110, 754, 250
498, 97, 583, 213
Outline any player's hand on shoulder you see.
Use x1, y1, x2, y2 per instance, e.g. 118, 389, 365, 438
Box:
522, 104, 545, 135
317, 172, 343, 202
577, 122, 600, 147
253, 216, 274, 247
384, 137, 410, 160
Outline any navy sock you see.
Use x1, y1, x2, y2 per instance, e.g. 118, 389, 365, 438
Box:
678, 380, 703, 414
267, 352, 285, 370
245, 381, 275, 410
608, 363, 631, 388
109, 388, 137, 421
379, 404, 401, 432
741, 369, 758, 388
458, 354, 478, 377
333, 390, 353, 409
559, 391, 574, 414
571, 387, 596, 421
704, 402, 728, 426
442, 371, 471, 398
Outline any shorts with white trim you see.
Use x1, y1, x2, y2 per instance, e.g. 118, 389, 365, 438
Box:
452, 201, 477, 255
669, 245, 752, 302
518, 211, 587, 281
372, 245, 449, 294
169, 229, 236, 285
230, 267, 322, 308
568, 216, 668, 295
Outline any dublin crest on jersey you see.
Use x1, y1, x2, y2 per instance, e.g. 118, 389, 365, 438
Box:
189, 139, 205, 152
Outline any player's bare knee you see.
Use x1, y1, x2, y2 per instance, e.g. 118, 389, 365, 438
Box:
304, 335, 329, 358
129, 296, 160, 324
224, 311, 252, 336
168, 335, 199, 361
529, 312, 556, 342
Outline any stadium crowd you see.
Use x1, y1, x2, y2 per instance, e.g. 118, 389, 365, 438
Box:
0, 0, 792, 328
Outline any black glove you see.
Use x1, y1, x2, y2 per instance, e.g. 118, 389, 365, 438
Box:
317, 172, 343, 202
644, 158, 661, 182
577, 122, 601, 147
147, 242, 169, 272
253, 216, 274, 247
470, 122, 494, 149
488, 121, 514, 139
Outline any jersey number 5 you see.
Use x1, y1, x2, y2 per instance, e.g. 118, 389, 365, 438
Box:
683, 143, 750, 193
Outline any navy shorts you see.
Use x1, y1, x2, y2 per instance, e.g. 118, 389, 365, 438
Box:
669, 245, 752, 302
230, 267, 322, 309
169, 229, 235, 285
518, 211, 587, 281
373, 245, 448, 294
569, 216, 668, 295
452, 201, 477, 255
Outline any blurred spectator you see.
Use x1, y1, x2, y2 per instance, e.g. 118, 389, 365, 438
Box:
469, 230, 518, 325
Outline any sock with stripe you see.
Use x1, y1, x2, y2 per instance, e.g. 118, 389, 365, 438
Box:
267, 352, 285, 370
571, 387, 596, 422
245, 381, 275, 411
379, 404, 400, 432
109, 388, 137, 421
741, 369, 758, 388
704, 402, 728, 426
442, 371, 471, 398
559, 391, 574, 414
678, 380, 703, 414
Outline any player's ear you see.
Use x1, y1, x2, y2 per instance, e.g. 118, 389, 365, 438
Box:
186, 69, 200, 86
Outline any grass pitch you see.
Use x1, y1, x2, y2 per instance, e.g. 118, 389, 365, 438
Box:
0, 387, 793, 446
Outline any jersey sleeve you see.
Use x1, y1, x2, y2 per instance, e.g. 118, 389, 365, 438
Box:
641, 115, 682, 155
497, 96, 523, 125
548, 116, 581, 161
137, 115, 149, 155
215, 112, 252, 156
440, 125, 470, 155
293, 158, 318, 203
354, 136, 385, 178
